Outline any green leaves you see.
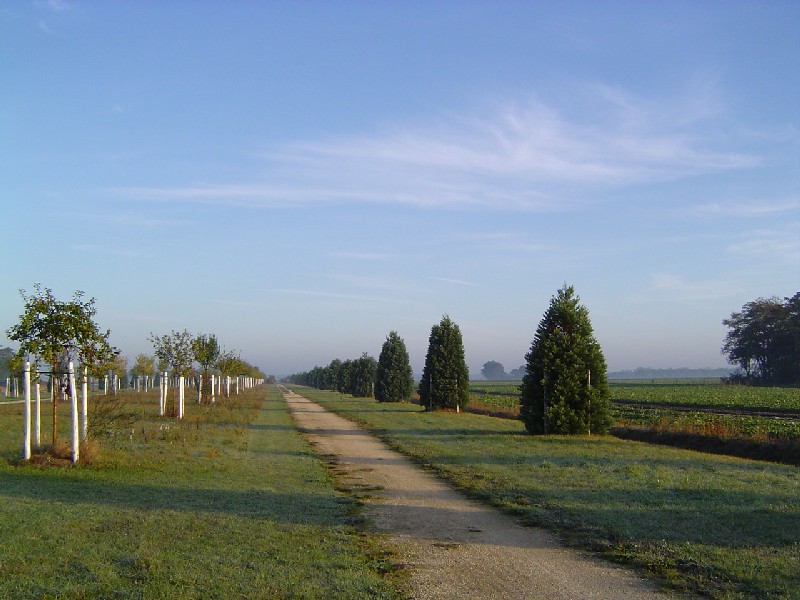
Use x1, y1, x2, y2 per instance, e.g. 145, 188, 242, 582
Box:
192, 334, 221, 371
722, 292, 800, 385
6, 284, 118, 374
149, 330, 194, 376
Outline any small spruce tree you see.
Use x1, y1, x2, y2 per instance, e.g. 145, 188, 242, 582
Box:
375, 331, 414, 402
520, 285, 611, 435
419, 315, 470, 411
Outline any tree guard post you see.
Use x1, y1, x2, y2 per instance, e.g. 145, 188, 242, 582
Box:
81, 366, 88, 442
22, 362, 31, 460
34, 376, 41, 450
159, 371, 167, 416
177, 375, 185, 419
68, 362, 79, 464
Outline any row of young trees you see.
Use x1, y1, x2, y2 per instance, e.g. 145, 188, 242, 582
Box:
146, 330, 266, 401
287, 330, 417, 402
290, 353, 379, 398
288, 286, 612, 435
4, 285, 268, 459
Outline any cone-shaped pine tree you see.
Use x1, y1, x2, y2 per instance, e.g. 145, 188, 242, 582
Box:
375, 331, 414, 402
419, 315, 470, 411
520, 285, 611, 435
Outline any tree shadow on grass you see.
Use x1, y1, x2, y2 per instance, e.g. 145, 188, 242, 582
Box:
0, 469, 348, 526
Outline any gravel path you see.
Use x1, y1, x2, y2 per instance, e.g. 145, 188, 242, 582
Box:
282, 388, 676, 599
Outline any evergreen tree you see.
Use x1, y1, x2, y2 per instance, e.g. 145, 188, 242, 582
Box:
350, 353, 377, 397
375, 331, 414, 402
419, 315, 469, 411
520, 285, 611, 435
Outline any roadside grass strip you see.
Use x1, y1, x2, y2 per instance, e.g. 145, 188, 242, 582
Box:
0, 385, 400, 599
295, 387, 800, 600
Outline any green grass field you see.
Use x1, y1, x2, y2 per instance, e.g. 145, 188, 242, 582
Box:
0, 386, 400, 599
296, 386, 800, 600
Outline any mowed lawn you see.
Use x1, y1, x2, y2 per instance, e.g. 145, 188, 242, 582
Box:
296, 387, 800, 600
0, 385, 400, 600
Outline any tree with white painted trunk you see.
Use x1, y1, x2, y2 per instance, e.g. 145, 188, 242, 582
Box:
130, 353, 155, 393
6, 285, 118, 450
192, 333, 220, 403
149, 329, 194, 418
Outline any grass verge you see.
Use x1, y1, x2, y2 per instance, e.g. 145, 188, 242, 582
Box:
0, 385, 401, 599
293, 386, 800, 600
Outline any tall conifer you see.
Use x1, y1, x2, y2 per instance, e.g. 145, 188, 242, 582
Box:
520, 285, 611, 435
375, 331, 414, 402
419, 315, 469, 411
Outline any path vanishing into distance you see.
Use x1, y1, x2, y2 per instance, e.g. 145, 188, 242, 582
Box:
280, 387, 676, 600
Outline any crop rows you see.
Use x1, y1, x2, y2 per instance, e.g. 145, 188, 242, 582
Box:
468, 381, 800, 443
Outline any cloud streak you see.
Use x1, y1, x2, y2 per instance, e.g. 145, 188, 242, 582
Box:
114, 85, 762, 211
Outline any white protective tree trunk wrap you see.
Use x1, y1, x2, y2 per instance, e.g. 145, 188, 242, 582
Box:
69, 362, 79, 464
22, 362, 31, 460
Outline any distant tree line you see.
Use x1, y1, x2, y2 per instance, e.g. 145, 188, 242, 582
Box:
722, 292, 799, 386
607, 367, 733, 380
287, 353, 379, 398
480, 360, 525, 380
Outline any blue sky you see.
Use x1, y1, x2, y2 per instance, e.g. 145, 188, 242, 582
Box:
2, 1, 798, 378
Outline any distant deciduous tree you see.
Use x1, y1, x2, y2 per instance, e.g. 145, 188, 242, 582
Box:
375, 331, 414, 402
0, 346, 15, 383
520, 284, 611, 435
130, 354, 155, 381
722, 292, 799, 385
192, 333, 220, 402
419, 315, 470, 411
149, 330, 194, 377
508, 365, 526, 379
481, 360, 507, 380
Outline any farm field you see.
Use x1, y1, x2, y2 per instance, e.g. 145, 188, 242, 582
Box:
470, 380, 800, 412
0, 385, 400, 599
295, 385, 800, 600
467, 380, 800, 447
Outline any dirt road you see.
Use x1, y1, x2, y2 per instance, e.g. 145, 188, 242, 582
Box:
281, 388, 676, 599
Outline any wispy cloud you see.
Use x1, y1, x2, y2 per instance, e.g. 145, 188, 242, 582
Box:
726, 227, 800, 262
113, 85, 762, 211
35, 0, 71, 11
689, 198, 799, 218
273, 288, 407, 304
70, 243, 156, 259
646, 274, 743, 303
331, 251, 404, 261
50, 209, 180, 229
428, 276, 483, 288
37, 19, 53, 34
